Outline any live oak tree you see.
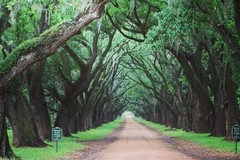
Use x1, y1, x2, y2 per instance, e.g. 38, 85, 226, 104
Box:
123, 46, 190, 128
130, 0, 240, 139
50, 22, 116, 136
0, 0, 107, 158
1, 0, 240, 158
116, 0, 240, 140
4, 1, 52, 147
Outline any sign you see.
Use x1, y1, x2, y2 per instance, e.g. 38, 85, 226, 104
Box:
232, 125, 240, 139
52, 127, 63, 152
232, 125, 240, 154
52, 127, 63, 142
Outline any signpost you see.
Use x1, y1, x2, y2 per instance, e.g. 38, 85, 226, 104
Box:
232, 125, 240, 154
52, 127, 63, 152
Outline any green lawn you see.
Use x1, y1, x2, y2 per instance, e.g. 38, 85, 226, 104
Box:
136, 118, 236, 153
8, 118, 124, 160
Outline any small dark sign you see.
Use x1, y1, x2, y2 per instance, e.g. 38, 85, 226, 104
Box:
52, 127, 63, 142
232, 125, 240, 139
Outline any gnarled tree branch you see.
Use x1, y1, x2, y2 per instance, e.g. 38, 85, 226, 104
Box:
0, 0, 107, 90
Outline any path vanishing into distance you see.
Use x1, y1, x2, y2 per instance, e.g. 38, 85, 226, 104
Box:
65, 117, 240, 160
96, 117, 194, 160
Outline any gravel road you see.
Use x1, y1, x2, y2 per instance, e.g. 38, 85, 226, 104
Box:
63, 117, 240, 160
96, 117, 195, 160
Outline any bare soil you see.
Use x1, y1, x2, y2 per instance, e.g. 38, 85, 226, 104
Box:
63, 117, 240, 160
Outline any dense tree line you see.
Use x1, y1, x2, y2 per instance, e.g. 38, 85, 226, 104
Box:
0, 0, 240, 159
0, 0, 125, 158
126, 0, 240, 140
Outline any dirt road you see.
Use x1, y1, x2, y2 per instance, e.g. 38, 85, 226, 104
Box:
96, 117, 195, 160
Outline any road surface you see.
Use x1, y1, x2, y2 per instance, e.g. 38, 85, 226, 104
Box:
96, 117, 195, 160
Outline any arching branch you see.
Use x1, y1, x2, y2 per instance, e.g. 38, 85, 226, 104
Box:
0, 0, 107, 90
106, 10, 145, 42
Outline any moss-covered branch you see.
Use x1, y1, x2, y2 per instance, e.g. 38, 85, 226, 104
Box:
0, 0, 107, 90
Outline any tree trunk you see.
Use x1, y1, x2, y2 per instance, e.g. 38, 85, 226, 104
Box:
7, 87, 46, 147
93, 106, 100, 128
28, 60, 51, 140
166, 111, 178, 128
162, 108, 168, 126
211, 89, 226, 136
69, 113, 79, 133
80, 113, 88, 131
0, 0, 107, 89
27, 6, 51, 140
0, 92, 16, 158
182, 105, 194, 131
0, 1, 107, 158
206, 51, 227, 136
171, 48, 213, 133
233, 0, 240, 36
225, 66, 239, 139
193, 100, 212, 133
54, 107, 70, 136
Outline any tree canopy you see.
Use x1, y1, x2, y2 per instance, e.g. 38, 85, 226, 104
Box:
0, 0, 240, 158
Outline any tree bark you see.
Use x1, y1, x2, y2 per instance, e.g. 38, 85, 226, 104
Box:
28, 61, 51, 140
54, 107, 71, 136
0, 0, 107, 90
0, 1, 107, 158
27, 6, 51, 140
79, 106, 89, 131
6, 87, 46, 147
233, 0, 240, 36
69, 113, 80, 133
206, 48, 226, 136
0, 93, 16, 158
211, 89, 226, 136
225, 66, 239, 139
170, 48, 213, 132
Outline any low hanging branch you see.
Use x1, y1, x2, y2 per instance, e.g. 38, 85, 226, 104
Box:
0, 0, 107, 90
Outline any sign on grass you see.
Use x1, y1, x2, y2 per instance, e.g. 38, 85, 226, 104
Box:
52, 127, 63, 142
232, 125, 240, 140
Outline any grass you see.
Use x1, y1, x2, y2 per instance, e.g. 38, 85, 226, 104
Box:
8, 118, 124, 160
136, 118, 236, 153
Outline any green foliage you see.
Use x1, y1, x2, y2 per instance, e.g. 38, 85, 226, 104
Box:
0, 37, 40, 76
229, 54, 240, 85
0, 21, 66, 76
39, 22, 67, 42
147, 4, 206, 51
1, 2, 240, 158
0, 0, 79, 77
107, 0, 165, 41
5, 0, 16, 11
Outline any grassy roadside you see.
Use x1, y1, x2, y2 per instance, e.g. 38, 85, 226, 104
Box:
136, 118, 236, 153
8, 118, 124, 160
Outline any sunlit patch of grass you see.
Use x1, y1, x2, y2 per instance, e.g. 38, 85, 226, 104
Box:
8, 118, 124, 160
136, 118, 236, 153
